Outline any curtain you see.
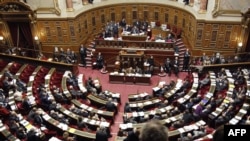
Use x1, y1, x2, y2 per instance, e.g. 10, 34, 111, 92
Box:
7, 21, 35, 57
8, 22, 33, 48
19, 22, 33, 49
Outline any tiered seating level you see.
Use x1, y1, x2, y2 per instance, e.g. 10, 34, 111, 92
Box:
177, 73, 199, 104
1, 60, 250, 141
0, 120, 20, 141
42, 69, 109, 140
62, 72, 115, 120
0, 63, 44, 140
229, 69, 250, 125
118, 72, 206, 141
208, 70, 234, 124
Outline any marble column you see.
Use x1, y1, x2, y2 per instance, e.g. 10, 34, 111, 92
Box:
199, 0, 208, 13
189, 0, 194, 6
66, 0, 74, 12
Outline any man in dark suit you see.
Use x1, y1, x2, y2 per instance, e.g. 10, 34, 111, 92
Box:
96, 52, 104, 69
106, 98, 117, 112
124, 128, 140, 141
183, 49, 191, 71
173, 57, 179, 77
164, 58, 172, 76
96, 127, 108, 141
69, 85, 83, 99
27, 129, 42, 141
15, 78, 27, 92
2, 76, 16, 95
79, 44, 87, 66
4, 70, 13, 79
182, 109, 194, 125
119, 18, 127, 28
33, 111, 43, 126
53, 89, 67, 103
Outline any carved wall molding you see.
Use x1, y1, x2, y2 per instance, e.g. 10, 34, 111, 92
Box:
0, 0, 33, 13
212, 0, 248, 17
36, 0, 61, 16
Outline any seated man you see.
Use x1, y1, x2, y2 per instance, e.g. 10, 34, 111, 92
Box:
15, 78, 27, 92
106, 98, 117, 112
66, 72, 78, 87
199, 73, 210, 88
2, 76, 16, 95
69, 85, 84, 99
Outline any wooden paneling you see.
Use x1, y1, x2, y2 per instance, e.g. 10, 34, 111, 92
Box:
34, 3, 243, 56
194, 22, 242, 54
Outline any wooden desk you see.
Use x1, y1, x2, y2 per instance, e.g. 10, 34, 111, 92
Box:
125, 75, 135, 84
61, 71, 73, 99
87, 94, 118, 108
119, 120, 206, 140
121, 35, 147, 41
0, 120, 20, 141
71, 99, 114, 120
42, 113, 96, 140
58, 106, 110, 130
109, 73, 125, 83
95, 39, 174, 50
128, 92, 149, 102
134, 74, 151, 85
119, 50, 144, 58
109, 73, 151, 85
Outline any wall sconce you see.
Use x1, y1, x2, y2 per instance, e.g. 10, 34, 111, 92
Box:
0, 36, 6, 45
238, 42, 243, 47
237, 42, 243, 53
34, 35, 39, 44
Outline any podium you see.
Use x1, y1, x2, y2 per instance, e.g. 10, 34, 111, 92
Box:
119, 49, 144, 71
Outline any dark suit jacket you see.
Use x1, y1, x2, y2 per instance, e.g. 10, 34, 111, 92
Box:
124, 131, 139, 141
95, 130, 108, 141
106, 101, 116, 112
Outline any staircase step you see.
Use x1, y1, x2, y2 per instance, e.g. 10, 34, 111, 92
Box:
88, 44, 95, 48
175, 42, 183, 46
178, 44, 185, 48
86, 57, 92, 60
176, 38, 182, 42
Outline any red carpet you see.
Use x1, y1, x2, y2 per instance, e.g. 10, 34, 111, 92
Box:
78, 66, 188, 140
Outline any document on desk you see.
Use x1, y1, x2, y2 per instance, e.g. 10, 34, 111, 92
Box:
68, 128, 76, 133
178, 128, 185, 133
